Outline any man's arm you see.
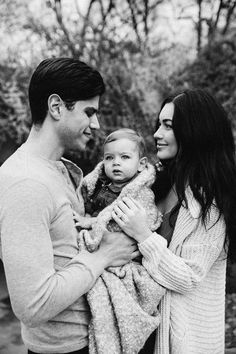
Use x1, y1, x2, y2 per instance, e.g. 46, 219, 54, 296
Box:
0, 180, 137, 327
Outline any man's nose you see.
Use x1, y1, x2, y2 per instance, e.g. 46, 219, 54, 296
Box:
90, 114, 100, 130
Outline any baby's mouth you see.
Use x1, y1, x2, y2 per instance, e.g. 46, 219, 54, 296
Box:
112, 169, 122, 174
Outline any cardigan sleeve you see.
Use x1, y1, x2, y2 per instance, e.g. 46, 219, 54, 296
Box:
138, 212, 226, 294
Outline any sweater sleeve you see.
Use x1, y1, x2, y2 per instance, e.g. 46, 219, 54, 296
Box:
138, 213, 226, 294
0, 180, 106, 327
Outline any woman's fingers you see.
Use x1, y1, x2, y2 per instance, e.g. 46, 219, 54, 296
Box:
115, 200, 131, 214
111, 210, 125, 226
122, 196, 141, 209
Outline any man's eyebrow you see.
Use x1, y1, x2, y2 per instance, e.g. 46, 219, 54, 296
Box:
84, 107, 98, 115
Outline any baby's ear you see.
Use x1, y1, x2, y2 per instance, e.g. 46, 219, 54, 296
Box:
138, 157, 148, 172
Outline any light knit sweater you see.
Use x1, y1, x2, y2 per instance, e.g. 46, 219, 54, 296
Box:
0, 146, 108, 354
139, 188, 227, 354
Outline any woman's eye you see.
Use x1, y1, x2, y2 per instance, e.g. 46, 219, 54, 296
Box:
164, 122, 172, 129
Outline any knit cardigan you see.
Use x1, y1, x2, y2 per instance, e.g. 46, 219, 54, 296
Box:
78, 161, 165, 354
139, 188, 227, 354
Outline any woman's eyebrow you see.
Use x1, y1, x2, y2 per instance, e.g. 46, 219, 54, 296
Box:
160, 118, 173, 123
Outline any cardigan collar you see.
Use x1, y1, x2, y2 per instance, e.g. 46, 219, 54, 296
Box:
168, 187, 201, 252
184, 186, 201, 219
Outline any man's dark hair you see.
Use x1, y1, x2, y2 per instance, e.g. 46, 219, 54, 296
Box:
28, 58, 105, 125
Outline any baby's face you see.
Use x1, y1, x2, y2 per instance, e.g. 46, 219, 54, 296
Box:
103, 138, 143, 185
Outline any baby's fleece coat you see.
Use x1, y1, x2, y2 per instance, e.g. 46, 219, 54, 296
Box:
79, 161, 162, 251
78, 161, 165, 354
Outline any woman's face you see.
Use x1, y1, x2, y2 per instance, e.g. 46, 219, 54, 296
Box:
153, 102, 178, 161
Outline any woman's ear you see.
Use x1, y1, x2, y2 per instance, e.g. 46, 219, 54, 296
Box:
138, 157, 148, 172
48, 94, 63, 121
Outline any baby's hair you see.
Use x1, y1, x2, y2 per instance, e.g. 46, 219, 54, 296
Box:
104, 128, 146, 158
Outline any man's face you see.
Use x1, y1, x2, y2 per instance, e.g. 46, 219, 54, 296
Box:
59, 96, 100, 152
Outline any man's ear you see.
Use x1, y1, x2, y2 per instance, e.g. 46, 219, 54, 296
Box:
48, 94, 63, 121
138, 157, 148, 172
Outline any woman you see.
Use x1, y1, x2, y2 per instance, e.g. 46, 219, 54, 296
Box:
112, 89, 236, 354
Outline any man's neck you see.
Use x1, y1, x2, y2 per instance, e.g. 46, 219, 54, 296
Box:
24, 125, 64, 161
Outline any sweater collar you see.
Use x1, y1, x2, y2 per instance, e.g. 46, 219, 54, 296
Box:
61, 157, 83, 189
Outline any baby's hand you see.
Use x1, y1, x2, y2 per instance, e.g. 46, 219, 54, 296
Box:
72, 210, 97, 229
72, 210, 81, 223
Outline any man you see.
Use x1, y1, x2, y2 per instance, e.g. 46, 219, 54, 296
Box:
0, 58, 138, 354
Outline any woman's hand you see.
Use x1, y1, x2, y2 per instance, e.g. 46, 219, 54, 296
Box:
111, 197, 153, 243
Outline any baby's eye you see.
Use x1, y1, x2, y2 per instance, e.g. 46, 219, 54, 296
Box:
105, 156, 113, 161
121, 155, 130, 159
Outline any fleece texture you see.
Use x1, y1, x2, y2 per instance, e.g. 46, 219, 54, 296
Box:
78, 161, 165, 354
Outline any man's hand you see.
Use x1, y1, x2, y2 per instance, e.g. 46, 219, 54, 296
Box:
96, 230, 140, 268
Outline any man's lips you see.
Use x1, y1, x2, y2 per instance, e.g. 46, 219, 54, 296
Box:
83, 132, 92, 138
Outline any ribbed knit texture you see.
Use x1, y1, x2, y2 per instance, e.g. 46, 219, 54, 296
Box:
139, 189, 226, 354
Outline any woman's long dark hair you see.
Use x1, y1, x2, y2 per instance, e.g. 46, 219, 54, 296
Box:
152, 89, 236, 262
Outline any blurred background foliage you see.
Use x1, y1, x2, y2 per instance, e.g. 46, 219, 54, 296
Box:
0, 0, 236, 172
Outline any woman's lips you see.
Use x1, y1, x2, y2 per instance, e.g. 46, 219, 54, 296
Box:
157, 143, 167, 149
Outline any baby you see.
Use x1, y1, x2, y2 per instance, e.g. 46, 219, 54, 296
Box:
74, 128, 165, 353
74, 128, 162, 249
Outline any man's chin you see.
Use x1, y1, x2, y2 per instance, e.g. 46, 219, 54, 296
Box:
64, 143, 86, 155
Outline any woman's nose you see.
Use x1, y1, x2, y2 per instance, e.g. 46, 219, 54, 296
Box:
153, 126, 163, 139
90, 114, 100, 130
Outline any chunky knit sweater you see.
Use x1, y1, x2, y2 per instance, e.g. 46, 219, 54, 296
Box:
139, 188, 227, 354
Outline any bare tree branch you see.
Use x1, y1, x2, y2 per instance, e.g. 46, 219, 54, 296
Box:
143, 0, 149, 38
79, 0, 97, 56
52, 0, 78, 57
222, 0, 236, 34
98, 0, 114, 32
126, 0, 142, 46
196, 0, 203, 53
213, 0, 224, 32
